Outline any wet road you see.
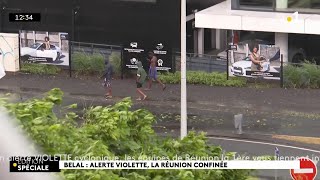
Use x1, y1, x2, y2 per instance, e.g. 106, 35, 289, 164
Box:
208, 137, 320, 180
1, 91, 320, 179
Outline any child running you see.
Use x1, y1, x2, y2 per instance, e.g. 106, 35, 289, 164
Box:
136, 61, 147, 101
101, 59, 113, 99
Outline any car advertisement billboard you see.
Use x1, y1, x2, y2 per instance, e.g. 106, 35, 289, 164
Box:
19, 30, 69, 66
228, 43, 281, 80
123, 41, 146, 69
0, 33, 20, 76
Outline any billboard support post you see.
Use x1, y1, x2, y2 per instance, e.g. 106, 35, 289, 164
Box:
280, 54, 284, 88
18, 33, 21, 71
120, 45, 124, 80
172, 49, 176, 73
226, 49, 229, 80
69, 42, 72, 78
70, 8, 75, 78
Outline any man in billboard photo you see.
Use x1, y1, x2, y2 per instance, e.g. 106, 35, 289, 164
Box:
44, 37, 50, 50
250, 45, 263, 71
145, 51, 166, 91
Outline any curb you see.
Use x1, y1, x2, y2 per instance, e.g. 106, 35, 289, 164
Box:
156, 129, 320, 151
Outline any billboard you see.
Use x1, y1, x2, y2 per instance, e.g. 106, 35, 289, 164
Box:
150, 41, 172, 71
0, 33, 20, 77
123, 41, 172, 71
123, 41, 146, 69
19, 30, 69, 66
229, 44, 281, 80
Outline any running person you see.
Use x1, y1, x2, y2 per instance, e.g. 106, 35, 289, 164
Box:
101, 59, 113, 99
145, 51, 166, 90
136, 61, 147, 101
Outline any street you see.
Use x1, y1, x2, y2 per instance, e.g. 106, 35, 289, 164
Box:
208, 137, 320, 180
1, 74, 320, 179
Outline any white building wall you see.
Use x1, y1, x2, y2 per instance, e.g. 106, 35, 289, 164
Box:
195, 0, 320, 35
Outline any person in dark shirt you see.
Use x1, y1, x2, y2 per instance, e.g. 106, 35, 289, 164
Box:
101, 59, 113, 99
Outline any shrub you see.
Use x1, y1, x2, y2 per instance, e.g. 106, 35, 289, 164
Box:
72, 52, 122, 76
21, 63, 61, 75
159, 71, 247, 87
2, 89, 252, 180
284, 63, 320, 88
109, 52, 122, 76
72, 52, 105, 75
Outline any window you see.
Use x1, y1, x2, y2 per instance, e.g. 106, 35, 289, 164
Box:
233, 0, 320, 13
30, 43, 41, 49
50, 45, 56, 50
287, 0, 320, 9
277, 0, 320, 13
239, 0, 273, 7
38, 43, 46, 50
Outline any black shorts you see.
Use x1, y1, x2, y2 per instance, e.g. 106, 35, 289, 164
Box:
136, 82, 143, 88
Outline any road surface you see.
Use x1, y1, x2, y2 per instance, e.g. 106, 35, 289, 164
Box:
208, 137, 320, 180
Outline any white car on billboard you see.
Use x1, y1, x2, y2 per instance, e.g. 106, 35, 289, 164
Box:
231, 56, 270, 77
20, 43, 62, 62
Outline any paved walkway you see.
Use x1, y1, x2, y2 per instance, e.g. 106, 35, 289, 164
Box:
1, 73, 320, 148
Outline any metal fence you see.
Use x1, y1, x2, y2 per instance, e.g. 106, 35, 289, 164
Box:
69, 41, 122, 74
68, 41, 228, 76
70, 41, 122, 56
174, 52, 226, 73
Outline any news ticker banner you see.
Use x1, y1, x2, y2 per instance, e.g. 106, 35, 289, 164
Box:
60, 160, 299, 170
9, 156, 312, 172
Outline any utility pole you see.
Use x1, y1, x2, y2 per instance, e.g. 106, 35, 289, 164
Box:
180, 0, 187, 139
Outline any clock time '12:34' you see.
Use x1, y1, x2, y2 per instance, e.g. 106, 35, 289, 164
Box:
9, 13, 41, 22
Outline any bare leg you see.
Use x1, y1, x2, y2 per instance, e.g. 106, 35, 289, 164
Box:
105, 85, 112, 98
137, 88, 147, 100
107, 88, 112, 98
156, 79, 166, 90
145, 79, 152, 90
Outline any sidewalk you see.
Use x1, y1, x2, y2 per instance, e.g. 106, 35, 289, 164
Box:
1, 73, 320, 148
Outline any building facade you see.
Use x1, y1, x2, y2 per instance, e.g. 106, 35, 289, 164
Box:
0, 0, 224, 51
195, 0, 320, 62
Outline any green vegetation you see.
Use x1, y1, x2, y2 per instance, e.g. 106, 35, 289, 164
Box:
284, 63, 320, 88
72, 52, 105, 75
72, 52, 122, 76
21, 63, 61, 75
1, 89, 252, 180
109, 52, 122, 76
159, 71, 247, 87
